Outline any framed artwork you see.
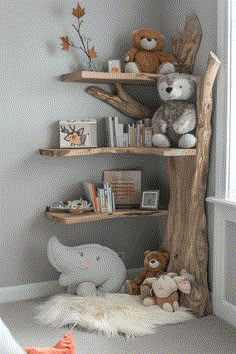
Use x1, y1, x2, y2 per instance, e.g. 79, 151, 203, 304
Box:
141, 190, 160, 210
103, 170, 141, 208
59, 120, 97, 148
108, 60, 122, 73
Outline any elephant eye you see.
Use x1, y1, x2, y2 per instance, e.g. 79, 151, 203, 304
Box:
96, 256, 100, 261
80, 252, 84, 257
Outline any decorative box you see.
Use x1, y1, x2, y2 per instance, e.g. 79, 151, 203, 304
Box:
59, 120, 97, 148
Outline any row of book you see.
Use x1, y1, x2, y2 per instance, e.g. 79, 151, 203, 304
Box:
83, 181, 115, 213
105, 117, 153, 148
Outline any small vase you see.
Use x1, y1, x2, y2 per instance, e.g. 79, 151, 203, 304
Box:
81, 58, 103, 72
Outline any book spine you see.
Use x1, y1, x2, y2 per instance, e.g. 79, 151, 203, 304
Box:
112, 117, 117, 147
107, 184, 113, 212
114, 117, 119, 147
91, 184, 99, 213
112, 192, 116, 211
144, 127, 153, 147
108, 117, 114, 147
119, 123, 124, 147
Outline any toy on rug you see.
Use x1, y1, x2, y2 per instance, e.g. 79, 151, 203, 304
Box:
152, 71, 197, 148
125, 249, 169, 296
124, 28, 176, 74
142, 270, 194, 312
47, 236, 127, 297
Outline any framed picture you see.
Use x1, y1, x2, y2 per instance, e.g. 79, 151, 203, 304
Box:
59, 120, 97, 148
141, 190, 160, 210
108, 60, 121, 73
103, 170, 142, 208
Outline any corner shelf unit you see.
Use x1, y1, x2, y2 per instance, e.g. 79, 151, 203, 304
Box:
41, 52, 220, 317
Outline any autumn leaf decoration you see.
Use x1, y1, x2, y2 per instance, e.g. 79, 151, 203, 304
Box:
60, 2, 97, 66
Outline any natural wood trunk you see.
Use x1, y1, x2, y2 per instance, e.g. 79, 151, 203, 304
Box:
172, 15, 202, 73
85, 84, 152, 119
161, 52, 221, 316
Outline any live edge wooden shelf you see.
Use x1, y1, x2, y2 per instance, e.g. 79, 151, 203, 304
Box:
39, 147, 196, 157
46, 209, 168, 225
59, 71, 159, 86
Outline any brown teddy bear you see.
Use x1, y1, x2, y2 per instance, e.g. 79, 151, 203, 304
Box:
125, 249, 169, 295
124, 28, 176, 74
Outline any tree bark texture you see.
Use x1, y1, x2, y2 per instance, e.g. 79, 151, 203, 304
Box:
161, 52, 221, 316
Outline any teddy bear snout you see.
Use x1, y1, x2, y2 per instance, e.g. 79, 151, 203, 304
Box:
166, 87, 173, 93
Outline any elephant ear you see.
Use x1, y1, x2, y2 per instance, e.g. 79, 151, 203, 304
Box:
175, 275, 191, 294
47, 236, 77, 273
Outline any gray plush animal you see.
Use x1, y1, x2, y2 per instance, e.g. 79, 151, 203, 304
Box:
47, 236, 127, 296
152, 72, 197, 148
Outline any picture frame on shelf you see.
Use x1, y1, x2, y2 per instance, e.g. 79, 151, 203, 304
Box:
141, 190, 160, 210
108, 60, 121, 73
59, 120, 97, 148
103, 170, 141, 209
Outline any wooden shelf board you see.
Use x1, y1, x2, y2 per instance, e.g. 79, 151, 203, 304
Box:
45, 209, 168, 225
39, 147, 196, 157
59, 71, 159, 86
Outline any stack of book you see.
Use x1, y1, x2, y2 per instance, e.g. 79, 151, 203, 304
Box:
105, 117, 153, 148
83, 182, 115, 214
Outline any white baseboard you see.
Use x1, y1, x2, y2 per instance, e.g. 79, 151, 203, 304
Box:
0, 281, 64, 303
0, 267, 144, 303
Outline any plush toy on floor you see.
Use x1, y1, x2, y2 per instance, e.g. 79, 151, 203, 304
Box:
124, 28, 176, 74
125, 249, 169, 296
152, 71, 197, 148
142, 270, 194, 311
47, 236, 127, 296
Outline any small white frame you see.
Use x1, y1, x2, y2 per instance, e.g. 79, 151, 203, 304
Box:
141, 190, 160, 210
108, 59, 121, 73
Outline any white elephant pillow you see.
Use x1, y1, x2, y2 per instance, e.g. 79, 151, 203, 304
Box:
47, 236, 127, 297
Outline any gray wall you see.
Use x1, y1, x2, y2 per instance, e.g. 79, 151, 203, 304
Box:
0, 0, 217, 289
0, 0, 166, 287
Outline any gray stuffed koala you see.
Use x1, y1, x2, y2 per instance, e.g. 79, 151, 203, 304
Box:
152, 72, 197, 149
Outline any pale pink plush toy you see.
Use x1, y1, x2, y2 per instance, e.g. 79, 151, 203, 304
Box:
142, 270, 193, 312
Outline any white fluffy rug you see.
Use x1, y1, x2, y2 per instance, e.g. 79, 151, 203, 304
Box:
36, 293, 195, 337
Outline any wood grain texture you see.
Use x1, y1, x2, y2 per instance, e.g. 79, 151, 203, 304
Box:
161, 52, 221, 317
46, 209, 168, 225
60, 71, 159, 85
39, 147, 197, 157
172, 15, 202, 73
86, 83, 152, 119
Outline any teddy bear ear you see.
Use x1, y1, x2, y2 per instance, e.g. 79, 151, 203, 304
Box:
144, 250, 151, 257
159, 249, 170, 262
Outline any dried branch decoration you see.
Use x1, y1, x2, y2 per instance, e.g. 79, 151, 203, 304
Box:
60, 2, 97, 67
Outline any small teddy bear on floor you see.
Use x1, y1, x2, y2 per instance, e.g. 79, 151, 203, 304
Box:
125, 249, 169, 296
124, 28, 176, 74
152, 71, 197, 149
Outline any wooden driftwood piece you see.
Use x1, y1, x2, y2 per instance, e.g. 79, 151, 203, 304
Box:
86, 84, 152, 119
85, 16, 202, 118
161, 52, 221, 317
172, 15, 202, 73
